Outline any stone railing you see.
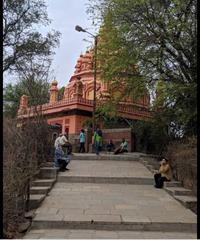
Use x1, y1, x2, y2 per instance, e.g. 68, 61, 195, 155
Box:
41, 97, 94, 110
17, 97, 152, 118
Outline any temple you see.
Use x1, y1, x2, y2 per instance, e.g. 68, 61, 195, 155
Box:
17, 49, 152, 150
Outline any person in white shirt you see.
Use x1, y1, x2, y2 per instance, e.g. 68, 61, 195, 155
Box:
54, 134, 62, 149
59, 134, 69, 146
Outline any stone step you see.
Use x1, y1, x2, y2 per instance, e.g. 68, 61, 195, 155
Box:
28, 194, 46, 210
30, 186, 51, 195
23, 228, 197, 239
71, 153, 140, 161
164, 187, 193, 196
164, 181, 182, 187
57, 176, 154, 185
32, 179, 56, 187
174, 195, 197, 214
26, 182, 197, 237
141, 160, 148, 165
145, 165, 154, 172
38, 167, 59, 179
31, 219, 196, 233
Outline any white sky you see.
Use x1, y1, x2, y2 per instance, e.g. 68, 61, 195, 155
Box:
4, 0, 97, 88
46, 0, 96, 88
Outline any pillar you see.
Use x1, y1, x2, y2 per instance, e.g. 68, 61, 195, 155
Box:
49, 79, 58, 103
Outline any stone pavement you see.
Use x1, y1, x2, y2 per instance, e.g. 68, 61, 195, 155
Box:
24, 153, 197, 239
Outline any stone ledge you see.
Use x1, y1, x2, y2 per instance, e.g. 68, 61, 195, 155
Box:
31, 220, 197, 233
164, 187, 193, 196
57, 176, 154, 185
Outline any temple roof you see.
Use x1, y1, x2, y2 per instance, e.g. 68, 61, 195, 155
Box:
72, 49, 93, 77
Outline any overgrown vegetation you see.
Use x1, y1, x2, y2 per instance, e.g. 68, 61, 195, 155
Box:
166, 136, 197, 195
3, 1, 60, 237
88, 0, 197, 154
3, 0, 60, 74
3, 75, 50, 118
3, 0, 60, 118
3, 115, 52, 238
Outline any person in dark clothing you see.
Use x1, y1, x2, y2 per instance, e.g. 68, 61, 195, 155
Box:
106, 140, 115, 153
54, 145, 71, 171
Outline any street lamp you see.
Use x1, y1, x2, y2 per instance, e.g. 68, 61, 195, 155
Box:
75, 25, 97, 133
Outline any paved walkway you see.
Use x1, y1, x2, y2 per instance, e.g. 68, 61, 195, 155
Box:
58, 160, 153, 178
24, 154, 197, 239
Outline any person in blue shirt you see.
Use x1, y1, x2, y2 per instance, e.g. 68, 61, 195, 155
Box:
78, 129, 86, 153
54, 144, 71, 171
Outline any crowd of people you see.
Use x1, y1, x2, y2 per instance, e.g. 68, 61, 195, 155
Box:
53, 129, 172, 189
53, 127, 130, 171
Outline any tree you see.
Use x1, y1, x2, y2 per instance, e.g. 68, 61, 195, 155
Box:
88, 0, 197, 136
3, 74, 50, 118
58, 86, 65, 101
3, 0, 60, 74
3, 0, 61, 118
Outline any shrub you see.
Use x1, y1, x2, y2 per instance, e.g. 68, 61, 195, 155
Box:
3, 115, 52, 238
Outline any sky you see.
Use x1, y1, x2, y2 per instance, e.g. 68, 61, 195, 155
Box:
4, 0, 98, 88
46, 0, 97, 88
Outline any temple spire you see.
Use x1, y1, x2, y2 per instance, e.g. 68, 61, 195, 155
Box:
49, 79, 58, 103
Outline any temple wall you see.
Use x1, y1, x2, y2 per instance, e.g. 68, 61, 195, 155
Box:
47, 115, 91, 135
101, 128, 134, 152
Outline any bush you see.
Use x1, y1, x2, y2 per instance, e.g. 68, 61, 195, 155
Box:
166, 136, 197, 195
3, 115, 52, 238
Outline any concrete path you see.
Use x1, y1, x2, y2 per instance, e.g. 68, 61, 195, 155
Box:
24, 154, 197, 239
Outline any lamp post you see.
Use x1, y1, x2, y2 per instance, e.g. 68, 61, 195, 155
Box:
75, 25, 97, 133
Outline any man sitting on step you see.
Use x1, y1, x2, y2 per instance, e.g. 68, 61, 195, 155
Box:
114, 138, 128, 154
154, 158, 172, 188
54, 144, 71, 172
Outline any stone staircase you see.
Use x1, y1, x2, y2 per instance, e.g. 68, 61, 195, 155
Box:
28, 167, 58, 211
140, 156, 197, 214
24, 153, 197, 239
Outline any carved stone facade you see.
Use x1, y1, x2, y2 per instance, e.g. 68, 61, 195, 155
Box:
17, 49, 152, 142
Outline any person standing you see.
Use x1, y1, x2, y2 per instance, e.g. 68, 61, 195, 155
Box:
79, 129, 86, 153
93, 128, 102, 155
97, 128, 103, 151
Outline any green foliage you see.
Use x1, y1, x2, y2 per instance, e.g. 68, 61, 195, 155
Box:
89, 0, 197, 136
3, 76, 50, 118
58, 86, 65, 101
97, 11, 147, 102
3, 0, 60, 74
3, 0, 61, 118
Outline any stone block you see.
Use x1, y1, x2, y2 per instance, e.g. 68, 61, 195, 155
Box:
30, 186, 50, 195
31, 179, 55, 187
164, 181, 182, 187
